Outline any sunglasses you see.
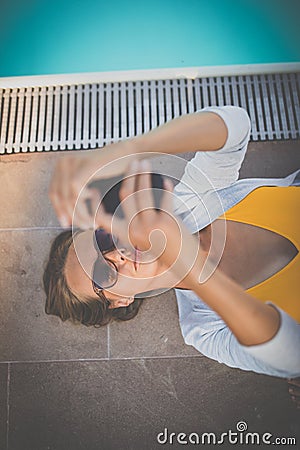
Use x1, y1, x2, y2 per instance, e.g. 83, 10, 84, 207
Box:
92, 228, 119, 295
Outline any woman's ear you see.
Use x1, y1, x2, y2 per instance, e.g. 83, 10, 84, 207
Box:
108, 296, 135, 309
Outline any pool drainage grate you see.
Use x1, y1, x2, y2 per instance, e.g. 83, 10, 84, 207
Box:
0, 72, 299, 154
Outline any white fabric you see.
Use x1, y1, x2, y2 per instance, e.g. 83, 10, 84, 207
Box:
174, 105, 300, 378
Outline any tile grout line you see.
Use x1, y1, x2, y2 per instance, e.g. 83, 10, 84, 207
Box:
6, 363, 10, 450
0, 227, 64, 232
0, 354, 203, 364
107, 324, 111, 359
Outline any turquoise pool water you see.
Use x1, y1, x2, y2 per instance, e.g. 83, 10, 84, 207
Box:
0, 0, 299, 78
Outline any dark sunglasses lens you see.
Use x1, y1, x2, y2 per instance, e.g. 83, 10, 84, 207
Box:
93, 258, 117, 289
94, 228, 115, 253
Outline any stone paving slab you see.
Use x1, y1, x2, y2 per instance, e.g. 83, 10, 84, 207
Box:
8, 359, 300, 450
0, 140, 299, 450
0, 364, 7, 450
0, 229, 107, 362
0, 150, 186, 230
109, 290, 200, 358
0, 152, 59, 229
240, 140, 300, 179
0, 141, 299, 230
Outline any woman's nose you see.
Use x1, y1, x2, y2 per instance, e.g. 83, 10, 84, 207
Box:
108, 248, 132, 264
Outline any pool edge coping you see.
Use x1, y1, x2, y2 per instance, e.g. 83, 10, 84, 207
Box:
1, 62, 300, 88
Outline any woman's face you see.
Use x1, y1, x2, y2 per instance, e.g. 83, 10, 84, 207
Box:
64, 229, 160, 309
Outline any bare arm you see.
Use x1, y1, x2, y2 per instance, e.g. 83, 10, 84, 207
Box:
186, 257, 281, 346
106, 111, 228, 158
149, 211, 280, 347
111, 161, 281, 347
50, 111, 227, 227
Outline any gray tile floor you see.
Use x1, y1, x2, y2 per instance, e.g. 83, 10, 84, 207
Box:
0, 141, 300, 450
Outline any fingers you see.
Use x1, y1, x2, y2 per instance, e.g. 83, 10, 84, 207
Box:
93, 196, 134, 251
93, 198, 114, 232
119, 162, 139, 222
49, 157, 70, 226
49, 153, 172, 238
72, 186, 99, 229
120, 160, 175, 255
120, 160, 154, 219
161, 178, 175, 214
59, 157, 77, 225
49, 154, 102, 228
135, 161, 155, 212
49, 156, 83, 227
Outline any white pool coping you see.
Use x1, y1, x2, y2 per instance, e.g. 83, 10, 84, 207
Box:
1, 62, 300, 88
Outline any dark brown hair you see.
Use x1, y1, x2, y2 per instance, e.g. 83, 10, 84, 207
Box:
43, 230, 143, 327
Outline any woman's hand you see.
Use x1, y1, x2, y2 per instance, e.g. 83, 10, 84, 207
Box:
95, 159, 201, 280
96, 160, 281, 348
49, 140, 139, 228
49, 152, 95, 227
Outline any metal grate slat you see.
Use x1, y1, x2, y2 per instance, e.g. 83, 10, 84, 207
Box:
274, 74, 289, 139
127, 81, 135, 139
289, 73, 300, 133
260, 75, 274, 140
282, 74, 297, 139
193, 79, 202, 110
0, 88, 3, 138
216, 78, 224, 107
28, 86, 39, 152
1, 72, 299, 154
244, 76, 258, 141
266, 74, 281, 140
239, 76, 248, 112
149, 80, 157, 129
67, 85, 75, 149
171, 79, 180, 117
14, 88, 24, 153
201, 78, 209, 110
135, 81, 142, 136
22, 87, 33, 150
223, 77, 232, 106
229, 76, 240, 108
97, 84, 105, 147
52, 86, 60, 151
6, 88, 17, 152
112, 83, 119, 142
252, 75, 266, 140
120, 83, 127, 139
164, 79, 173, 121
82, 84, 90, 149
59, 85, 68, 150
186, 79, 194, 112
179, 79, 187, 115
157, 80, 165, 125
75, 85, 83, 149
44, 86, 52, 151
36, 86, 46, 151
90, 85, 97, 148
142, 81, 151, 134
0, 90, 10, 153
